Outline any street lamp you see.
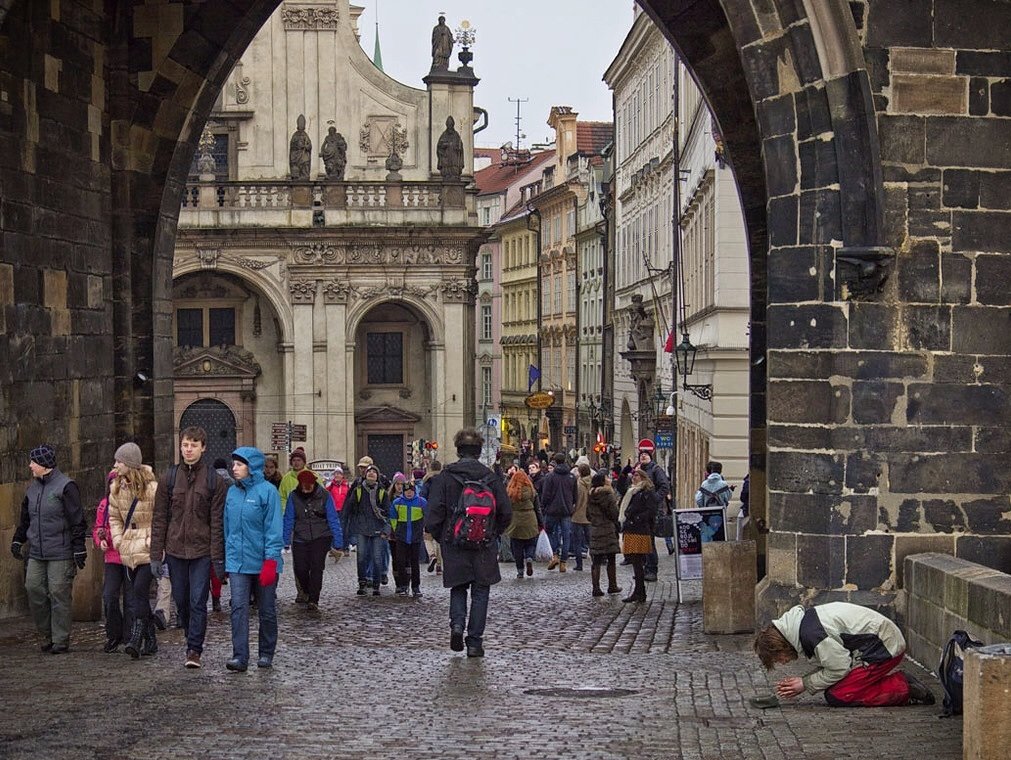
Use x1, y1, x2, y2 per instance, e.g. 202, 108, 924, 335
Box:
674, 331, 713, 401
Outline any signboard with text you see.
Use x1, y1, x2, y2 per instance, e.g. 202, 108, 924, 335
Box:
655, 432, 674, 449
673, 506, 727, 581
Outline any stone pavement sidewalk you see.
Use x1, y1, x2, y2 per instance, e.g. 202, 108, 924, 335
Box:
0, 552, 961, 759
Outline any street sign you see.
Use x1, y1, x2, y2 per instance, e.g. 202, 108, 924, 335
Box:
271, 423, 288, 434
564, 425, 576, 434
655, 432, 674, 449
486, 416, 500, 430
291, 424, 307, 441
637, 438, 656, 453
524, 391, 555, 409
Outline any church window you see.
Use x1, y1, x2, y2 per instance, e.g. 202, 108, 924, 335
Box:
366, 332, 404, 385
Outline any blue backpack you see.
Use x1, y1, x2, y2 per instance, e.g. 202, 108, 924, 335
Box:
937, 629, 983, 717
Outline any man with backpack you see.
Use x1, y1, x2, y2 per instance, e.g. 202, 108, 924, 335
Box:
694, 460, 733, 510
754, 601, 935, 707
150, 426, 228, 669
425, 428, 512, 658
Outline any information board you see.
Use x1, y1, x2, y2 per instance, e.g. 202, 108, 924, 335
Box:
673, 506, 727, 581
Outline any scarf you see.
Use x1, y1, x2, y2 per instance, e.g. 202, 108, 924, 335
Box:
618, 481, 645, 524
363, 481, 385, 521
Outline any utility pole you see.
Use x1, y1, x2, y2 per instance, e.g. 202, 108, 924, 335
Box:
507, 97, 528, 149
669, 63, 682, 508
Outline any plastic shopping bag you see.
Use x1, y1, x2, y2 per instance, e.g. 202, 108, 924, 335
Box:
535, 530, 554, 562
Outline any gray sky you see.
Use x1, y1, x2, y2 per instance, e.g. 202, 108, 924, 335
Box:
355, 1, 634, 149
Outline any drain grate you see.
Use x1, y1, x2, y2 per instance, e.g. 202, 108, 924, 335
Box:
523, 687, 639, 698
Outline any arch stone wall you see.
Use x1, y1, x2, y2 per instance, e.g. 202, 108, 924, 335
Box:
1, 0, 1010, 619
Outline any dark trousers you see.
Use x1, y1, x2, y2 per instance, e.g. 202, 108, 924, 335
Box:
449, 582, 490, 648
644, 539, 659, 576
167, 555, 211, 653
292, 535, 330, 604
571, 524, 591, 568
126, 563, 154, 621
102, 562, 133, 643
510, 537, 537, 574
393, 541, 421, 591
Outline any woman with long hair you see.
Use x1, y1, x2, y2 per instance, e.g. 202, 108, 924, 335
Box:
587, 469, 622, 597
94, 468, 133, 652
503, 469, 543, 579
617, 467, 657, 603
108, 442, 159, 658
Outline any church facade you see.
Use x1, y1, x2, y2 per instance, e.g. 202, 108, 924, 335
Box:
172, 1, 484, 474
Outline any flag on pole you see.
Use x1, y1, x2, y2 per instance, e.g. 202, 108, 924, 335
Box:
528, 364, 541, 392
664, 330, 675, 353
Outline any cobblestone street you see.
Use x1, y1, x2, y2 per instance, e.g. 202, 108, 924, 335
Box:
0, 553, 960, 759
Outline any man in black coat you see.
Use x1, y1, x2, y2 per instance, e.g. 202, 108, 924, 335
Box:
538, 452, 577, 572
425, 428, 512, 658
638, 450, 670, 582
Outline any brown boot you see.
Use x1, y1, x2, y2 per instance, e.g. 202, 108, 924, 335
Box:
559, 560, 567, 573
606, 560, 623, 594
591, 565, 604, 597
547, 554, 559, 571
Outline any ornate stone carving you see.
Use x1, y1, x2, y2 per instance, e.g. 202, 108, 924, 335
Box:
281, 4, 340, 30
359, 122, 371, 154
196, 128, 217, 175
436, 116, 464, 181
360, 117, 410, 160
197, 248, 219, 270
438, 278, 474, 303
391, 124, 409, 156
322, 280, 353, 304
625, 293, 655, 351
289, 278, 317, 304
289, 114, 312, 181
293, 243, 342, 265
836, 246, 895, 300
236, 257, 273, 271
173, 345, 262, 377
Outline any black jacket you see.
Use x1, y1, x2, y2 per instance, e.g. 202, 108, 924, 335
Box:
639, 460, 670, 499
539, 464, 577, 519
425, 456, 512, 588
623, 487, 659, 536
15, 469, 86, 560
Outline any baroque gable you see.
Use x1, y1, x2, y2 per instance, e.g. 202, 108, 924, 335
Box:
173, 346, 262, 378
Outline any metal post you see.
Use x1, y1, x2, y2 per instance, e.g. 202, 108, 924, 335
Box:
669, 60, 682, 509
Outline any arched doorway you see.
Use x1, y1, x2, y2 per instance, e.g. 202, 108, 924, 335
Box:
180, 399, 237, 467
353, 301, 433, 478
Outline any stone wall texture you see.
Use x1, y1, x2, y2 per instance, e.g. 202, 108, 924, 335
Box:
2, 0, 1011, 618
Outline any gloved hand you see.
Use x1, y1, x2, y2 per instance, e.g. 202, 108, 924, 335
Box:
149, 559, 162, 578
258, 558, 278, 587
328, 548, 342, 563
212, 560, 226, 582
10, 541, 23, 561
73, 551, 87, 570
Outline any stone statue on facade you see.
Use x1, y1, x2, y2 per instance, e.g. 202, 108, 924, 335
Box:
626, 294, 655, 351
320, 126, 347, 180
436, 116, 464, 181
289, 114, 312, 180
431, 15, 454, 71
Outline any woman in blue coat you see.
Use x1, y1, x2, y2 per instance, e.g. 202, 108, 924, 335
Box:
224, 446, 283, 672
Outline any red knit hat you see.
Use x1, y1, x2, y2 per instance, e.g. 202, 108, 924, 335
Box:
297, 469, 316, 488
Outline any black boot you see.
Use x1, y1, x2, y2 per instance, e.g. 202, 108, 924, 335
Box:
140, 618, 158, 656
606, 559, 623, 594
591, 565, 604, 597
124, 619, 144, 659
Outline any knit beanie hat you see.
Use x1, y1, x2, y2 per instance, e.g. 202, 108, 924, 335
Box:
30, 444, 57, 469
297, 469, 316, 488
114, 442, 143, 469
290, 447, 307, 465
333, 465, 344, 475
392, 471, 406, 484
412, 468, 425, 480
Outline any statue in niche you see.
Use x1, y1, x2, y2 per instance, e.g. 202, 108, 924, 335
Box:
431, 15, 454, 70
289, 114, 312, 180
320, 126, 348, 180
626, 294, 655, 351
436, 116, 464, 181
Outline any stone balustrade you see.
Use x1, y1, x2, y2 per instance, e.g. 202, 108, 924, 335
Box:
903, 552, 1011, 669
180, 179, 467, 227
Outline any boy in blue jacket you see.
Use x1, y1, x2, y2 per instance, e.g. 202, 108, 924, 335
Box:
390, 481, 427, 597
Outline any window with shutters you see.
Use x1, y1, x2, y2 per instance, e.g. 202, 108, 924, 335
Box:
366, 332, 404, 385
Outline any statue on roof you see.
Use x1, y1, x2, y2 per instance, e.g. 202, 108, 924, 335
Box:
431, 15, 453, 71
289, 114, 312, 181
436, 116, 464, 181
320, 126, 348, 180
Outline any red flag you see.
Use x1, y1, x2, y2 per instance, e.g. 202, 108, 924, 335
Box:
664, 330, 675, 353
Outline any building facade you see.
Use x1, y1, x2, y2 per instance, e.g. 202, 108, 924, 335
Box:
172, 0, 483, 476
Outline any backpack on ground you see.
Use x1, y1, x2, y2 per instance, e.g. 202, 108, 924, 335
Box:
937, 629, 984, 717
448, 473, 497, 550
698, 484, 732, 508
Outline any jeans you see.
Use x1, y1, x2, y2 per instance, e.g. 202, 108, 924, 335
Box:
449, 582, 490, 648
26, 558, 76, 647
510, 537, 537, 574
544, 515, 572, 561
292, 536, 330, 604
228, 572, 278, 665
166, 555, 211, 653
356, 535, 386, 587
102, 562, 133, 643
126, 563, 154, 621
571, 524, 591, 567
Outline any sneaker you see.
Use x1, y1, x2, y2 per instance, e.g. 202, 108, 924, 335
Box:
412, 588, 422, 598
40, 642, 54, 653
395, 587, 408, 596
356, 585, 367, 596
559, 561, 567, 573
152, 610, 167, 631
257, 655, 273, 669
436, 565, 442, 575
450, 626, 465, 652
427, 558, 438, 573
466, 643, 485, 658
306, 602, 319, 612
225, 657, 247, 672
516, 571, 524, 579
295, 591, 309, 604
103, 639, 120, 654
644, 572, 658, 582
525, 559, 533, 576
904, 673, 936, 705
49, 643, 69, 654
381, 575, 389, 586
185, 651, 202, 669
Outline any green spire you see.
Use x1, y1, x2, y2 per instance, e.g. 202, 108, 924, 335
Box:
373, 22, 383, 71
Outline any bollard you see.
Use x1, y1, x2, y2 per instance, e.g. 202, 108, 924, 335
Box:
702, 540, 756, 634
963, 643, 1011, 760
